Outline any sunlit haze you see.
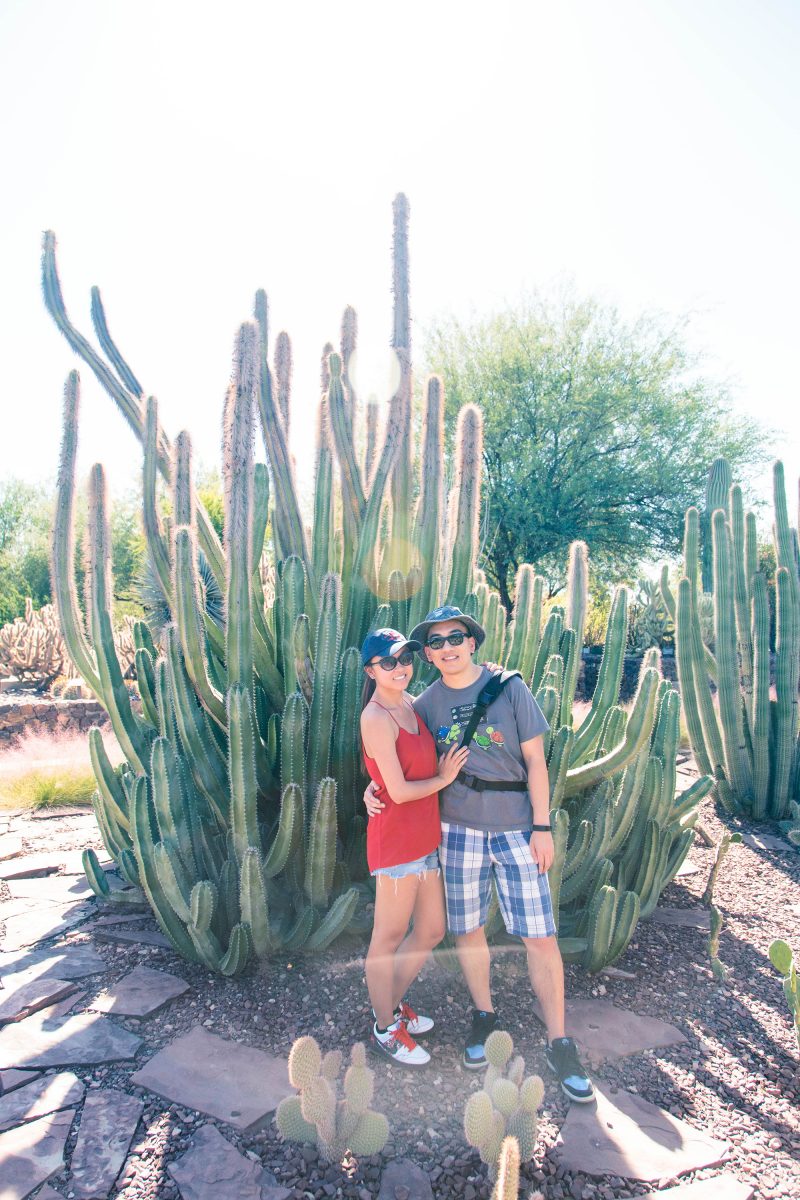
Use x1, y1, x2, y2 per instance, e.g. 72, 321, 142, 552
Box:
1, 0, 798, 522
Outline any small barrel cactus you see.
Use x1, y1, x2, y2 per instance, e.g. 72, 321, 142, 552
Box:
464, 1030, 544, 1180
276, 1036, 389, 1160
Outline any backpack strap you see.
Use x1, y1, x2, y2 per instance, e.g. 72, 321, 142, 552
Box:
457, 669, 521, 750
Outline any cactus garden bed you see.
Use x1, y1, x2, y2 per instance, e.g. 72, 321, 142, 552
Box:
1, 785, 798, 1200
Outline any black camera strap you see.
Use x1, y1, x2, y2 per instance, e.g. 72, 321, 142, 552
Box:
455, 669, 529, 793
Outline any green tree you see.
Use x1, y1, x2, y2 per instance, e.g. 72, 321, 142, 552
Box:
426, 295, 768, 609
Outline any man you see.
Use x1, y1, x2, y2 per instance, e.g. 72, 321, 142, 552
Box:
370, 604, 594, 1103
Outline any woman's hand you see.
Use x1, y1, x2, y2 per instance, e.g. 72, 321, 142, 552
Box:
483, 661, 502, 673
363, 781, 385, 817
437, 744, 471, 786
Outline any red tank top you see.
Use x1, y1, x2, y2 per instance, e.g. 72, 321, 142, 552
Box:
362, 703, 441, 871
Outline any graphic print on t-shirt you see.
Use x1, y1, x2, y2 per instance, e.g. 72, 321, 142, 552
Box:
437, 702, 505, 749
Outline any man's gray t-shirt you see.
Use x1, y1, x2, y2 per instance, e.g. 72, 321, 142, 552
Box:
413, 666, 549, 832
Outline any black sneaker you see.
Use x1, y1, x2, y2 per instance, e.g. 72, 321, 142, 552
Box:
545, 1036, 595, 1103
463, 1009, 498, 1070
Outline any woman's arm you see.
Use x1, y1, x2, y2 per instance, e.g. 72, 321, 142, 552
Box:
361, 708, 468, 805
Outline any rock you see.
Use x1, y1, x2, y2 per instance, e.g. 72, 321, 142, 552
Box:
0, 1009, 143, 1069
168, 1123, 292, 1200
69, 1087, 143, 1198
37, 989, 86, 1021
553, 1085, 729, 1181
647, 907, 711, 931
0, 944, 105, 983
0, 1069, 40, 1095
91, 965, 190, 1017
0, 902, 94, 951
675, 859, 701, 877
92, 925, 172, 948
531, 998, 686, 1063
741, 832, 788, 853
378, 1160, 435, 1200
0, 1108, 75, 1199
0, 975, 77, 1025
31, 1187, 64, 1200
0, 854, 61, 881
641, 1176, 753, 1198
8, 873, 92, 903
0, 1071, 84, 1131
0, 835, 24, 861
131, 1025, 292, 1132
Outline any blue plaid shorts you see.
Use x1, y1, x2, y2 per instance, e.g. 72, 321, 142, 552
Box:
439, 822, 556, 939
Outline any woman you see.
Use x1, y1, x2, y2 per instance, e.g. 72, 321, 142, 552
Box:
360, 627, 469, 1067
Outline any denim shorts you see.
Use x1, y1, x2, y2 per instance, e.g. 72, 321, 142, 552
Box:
371, 850, 440, 879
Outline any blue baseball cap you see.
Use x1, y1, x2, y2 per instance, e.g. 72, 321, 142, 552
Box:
360, 628, 422, 666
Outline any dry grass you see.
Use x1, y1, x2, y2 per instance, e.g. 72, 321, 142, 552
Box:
0, 727, 123, 811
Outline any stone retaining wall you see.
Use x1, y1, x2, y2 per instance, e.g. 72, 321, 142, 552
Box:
0, 697, 109, 746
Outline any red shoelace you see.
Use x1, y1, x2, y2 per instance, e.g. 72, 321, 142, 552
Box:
398, 1001, 418, 1024
389, 1020, 417, 1051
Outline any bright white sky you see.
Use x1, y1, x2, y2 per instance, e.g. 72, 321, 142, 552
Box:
1, 0, 798, 522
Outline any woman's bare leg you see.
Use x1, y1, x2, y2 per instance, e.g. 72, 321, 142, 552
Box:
391, 869, 446, 1008
365, 874, 421, 1028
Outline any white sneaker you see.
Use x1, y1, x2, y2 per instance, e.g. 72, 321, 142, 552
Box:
396, 1000, 434, 1036
372, 1019, 431, 1067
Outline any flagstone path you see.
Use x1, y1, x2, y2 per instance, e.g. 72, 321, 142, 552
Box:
0, 796, 795, 1198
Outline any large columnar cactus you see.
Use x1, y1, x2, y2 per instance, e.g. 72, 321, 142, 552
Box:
660, 460, 800, 819
276, 1036, 389, 1159
43, 197, 707, 976
464, 1030, 543, 1181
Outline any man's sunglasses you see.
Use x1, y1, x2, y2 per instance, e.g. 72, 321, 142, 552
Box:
426, 632, 469, 650
369, 651, 415, 671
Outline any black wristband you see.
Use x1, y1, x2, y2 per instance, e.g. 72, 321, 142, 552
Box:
531, 823, 551, 832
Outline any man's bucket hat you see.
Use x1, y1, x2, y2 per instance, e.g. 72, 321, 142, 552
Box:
409, 605, 486, 653
360, 628, 422, 666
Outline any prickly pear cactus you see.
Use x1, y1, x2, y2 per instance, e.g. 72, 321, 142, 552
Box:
464, 1030, 543, 1180
276, 1036, 389, 1159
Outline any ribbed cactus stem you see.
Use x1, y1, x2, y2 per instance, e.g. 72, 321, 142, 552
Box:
702, 457, 732, 591
409, 375, 444, 626
340, 305, 358, 435
224, 323, 257, 692
327, 351, 366, 600
390, 192, 413, 554
751, 571, 771, 815
307, 575, 342, 809
447, 404, 483, 601
560, 541, 588, 725
730, 484, 754, 717
772, 565, 800, 817
712, 510, 753, 803
52, 372, 101, 696
274, 330, 292, 438
312, 399, 334, 581
364, 397, 379, 490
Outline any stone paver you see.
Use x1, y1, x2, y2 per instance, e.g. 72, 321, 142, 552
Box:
0, 976, 76, 1024
69, 1087, 143, 1199
378, 1159, 434, 1199
8, 873, 92, 903
553, 1085, 729, 1181
0, 835, 24, 861
131, 1025, 292, 1132
92, 925, 172, 948
0, 1070, 84, 1132
676, 859, 701, 877
0, 854, 61, 881
38, 989, 86, 1021
0, 1069, 40, 1095
91, 965, 189, 1017
532, 998, 685, 1063
0, 944, 105, 982
742, 832, 788, 852
0, 902, 94, 951
0, 1009, 143, 1069
31, 1187, 63, 1200
642, 1175, 753, 1198
168, 1123, 291, 1200
648, 906, 711, 930
0, 1108, 75, 1200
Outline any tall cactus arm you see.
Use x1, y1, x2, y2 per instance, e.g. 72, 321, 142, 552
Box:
253, 289, 314, 589
447, 405, 483, 601
307, 575, 342, 808
409, 375, 444, 628
772, 566, 800, 817
674, 579, 713, 777
560, 542, 588, 726
751, 572, 771, 815
42, 233, 225, 587
228, 685, 262, 861
564, 667, 660, 797
327, 351, 366, 528
165, 627, 228, 824
390, 192, 413, 554
142, 397, 173, 609
312, 399, 334, 582
730, 485, 754, 717
263, 783, 304, 877
90, 284, 144, 396
570, 587, 628, 764
130, 775, 199, 962
711, 510, 754, 803
52, 373, 101, 696
305, 778, 337, 908
224, 323, 258, 693
88, 726, 130, 833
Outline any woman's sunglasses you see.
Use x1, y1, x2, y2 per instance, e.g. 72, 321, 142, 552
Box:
426, 632, 468, 650
369, 651, 415, 671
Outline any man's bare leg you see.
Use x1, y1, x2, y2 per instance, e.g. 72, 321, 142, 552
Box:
522, 934, 565, 1040
454, 926, 493, 1012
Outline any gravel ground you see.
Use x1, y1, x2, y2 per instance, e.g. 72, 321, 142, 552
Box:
1, 796, 799, 1200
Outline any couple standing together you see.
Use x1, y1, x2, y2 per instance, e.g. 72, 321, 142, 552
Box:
359, 604, 594, 1104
